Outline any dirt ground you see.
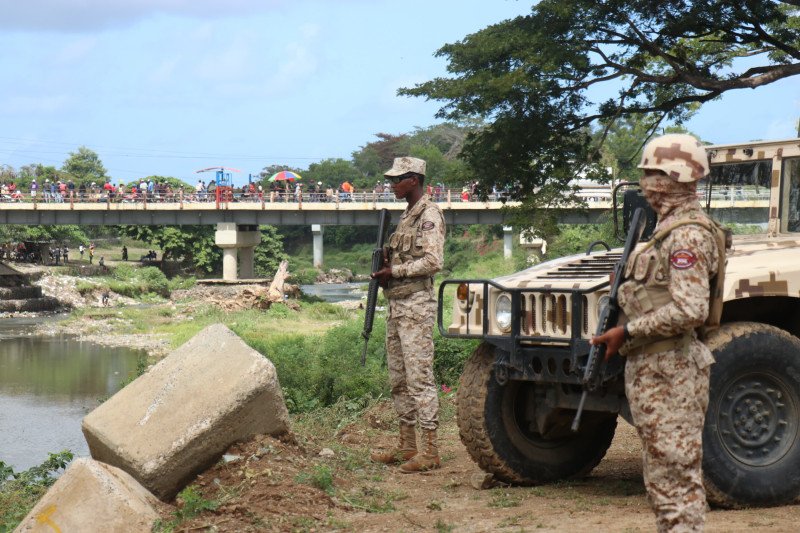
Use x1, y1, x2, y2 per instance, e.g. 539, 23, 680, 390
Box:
162, 398, 800, 533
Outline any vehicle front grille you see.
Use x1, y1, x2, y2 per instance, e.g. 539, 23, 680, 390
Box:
520, 292, 591, 338
536, 253, 621, 279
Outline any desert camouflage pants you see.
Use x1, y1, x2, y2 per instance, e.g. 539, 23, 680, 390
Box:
625, 342, 711, 533
385, 297, 438, 430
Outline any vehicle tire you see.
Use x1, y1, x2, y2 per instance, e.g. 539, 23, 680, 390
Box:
456, 342, 617, 484
703, 322, 800, 507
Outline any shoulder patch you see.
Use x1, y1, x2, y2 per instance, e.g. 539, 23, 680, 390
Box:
421, 221, 435, 231
670, 249, 697, 270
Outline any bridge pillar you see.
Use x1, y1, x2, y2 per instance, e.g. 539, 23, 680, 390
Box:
312, 224, 324, 268
503, 226, 513, 259
215, 223, 261, 281
239, 247, 255, 279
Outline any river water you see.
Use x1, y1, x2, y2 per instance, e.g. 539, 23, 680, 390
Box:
0, 285, 362, 473
300, 282, 366, 302
0, 316, 145, 472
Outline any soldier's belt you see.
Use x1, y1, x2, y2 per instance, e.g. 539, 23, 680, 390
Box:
383, 277, 432, 299
623, 331, 692, 357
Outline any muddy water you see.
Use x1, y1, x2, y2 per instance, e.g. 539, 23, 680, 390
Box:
0, 316, 145, 471
300, 282, 366, 302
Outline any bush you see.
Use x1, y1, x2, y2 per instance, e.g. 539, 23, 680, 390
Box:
109, 264, 169, 298
0, 451, 73, 531
291, 267, 319, 285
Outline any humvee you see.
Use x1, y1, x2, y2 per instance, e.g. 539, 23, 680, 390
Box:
439, 137, 800, 507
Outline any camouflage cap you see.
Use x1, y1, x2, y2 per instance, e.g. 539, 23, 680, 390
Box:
638, 133, 709, 183
384, 157, 426, 177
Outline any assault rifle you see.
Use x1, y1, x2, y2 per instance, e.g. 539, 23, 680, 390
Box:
361, 208, 391, 365
571, 207, 646, 432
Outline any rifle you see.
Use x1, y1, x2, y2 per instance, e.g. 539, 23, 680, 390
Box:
571, 207, 646, 432
361, 208, 391, 365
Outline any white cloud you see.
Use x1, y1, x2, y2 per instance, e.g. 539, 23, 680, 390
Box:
0, 95, 70, 115
265, 26, 321, 94
148, 57, 182, 85
0, 0, 288, 32
765, 117, 799, 139
54, 36, 99, 63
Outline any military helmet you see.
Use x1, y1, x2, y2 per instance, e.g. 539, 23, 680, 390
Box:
637, 133, 709, 183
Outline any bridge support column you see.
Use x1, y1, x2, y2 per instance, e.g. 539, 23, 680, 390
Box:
239, 247, 255, 279
503, 226, 513, 259
215, 223, 261, 281
312, 224, 324, 268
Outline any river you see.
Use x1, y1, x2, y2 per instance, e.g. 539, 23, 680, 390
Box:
0, 315, 145, 472
300, 282, 366, 302
0, 285, 362, 473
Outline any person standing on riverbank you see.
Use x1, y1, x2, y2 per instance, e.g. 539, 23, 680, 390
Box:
369, 157, 446, 473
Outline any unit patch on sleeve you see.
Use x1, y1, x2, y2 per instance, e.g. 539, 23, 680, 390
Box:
670, 249, 698, 270
421, 221, 435, 231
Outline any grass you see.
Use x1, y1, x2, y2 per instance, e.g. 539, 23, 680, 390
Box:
153, 485, 221, 533
0, 451, 74, 531
340, 485, 408, 513
488, 489, 523, 508
295, 464, 335, 495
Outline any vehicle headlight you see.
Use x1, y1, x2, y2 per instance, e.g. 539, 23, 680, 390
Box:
495, 293, 512, 332
596, 294, 610, 321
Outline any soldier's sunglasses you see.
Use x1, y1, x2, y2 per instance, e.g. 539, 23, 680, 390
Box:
388, 173, 417, 184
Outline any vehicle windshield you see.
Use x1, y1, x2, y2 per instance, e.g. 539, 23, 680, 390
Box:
701, 160, 771, 231
784, 158, 800, 232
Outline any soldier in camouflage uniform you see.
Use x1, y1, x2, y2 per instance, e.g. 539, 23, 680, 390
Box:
593, 134, 721, 532
369, 157, 446, 473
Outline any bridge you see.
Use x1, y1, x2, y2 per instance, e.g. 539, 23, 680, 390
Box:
0, 192, 767, 280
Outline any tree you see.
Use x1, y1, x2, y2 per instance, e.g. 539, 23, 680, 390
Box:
595, 117, 699, 184
116, 224, 287, 274
401, 0, 800, 219
351, 133, 408, 180
302, 158, 360, 189
62, 146, 107, 183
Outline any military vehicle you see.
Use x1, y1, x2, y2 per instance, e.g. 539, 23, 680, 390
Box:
439, 137, 800, 507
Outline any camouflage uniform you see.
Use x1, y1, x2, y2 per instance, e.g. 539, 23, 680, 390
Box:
619, 135, 720, 533
384, 194, 445, 430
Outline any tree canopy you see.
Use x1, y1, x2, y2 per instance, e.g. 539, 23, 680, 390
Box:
401, 0, 800, 212
62, 146, 107, 183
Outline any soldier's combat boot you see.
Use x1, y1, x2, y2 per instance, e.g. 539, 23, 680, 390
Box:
400, 428, 440, 473
370, 424, 417, 464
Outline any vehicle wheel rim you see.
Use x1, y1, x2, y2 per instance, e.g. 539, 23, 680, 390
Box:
501, 381, 571, 452
717, 372, 798, 467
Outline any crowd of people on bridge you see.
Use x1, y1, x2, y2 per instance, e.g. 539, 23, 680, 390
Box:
0, 174, 562, 205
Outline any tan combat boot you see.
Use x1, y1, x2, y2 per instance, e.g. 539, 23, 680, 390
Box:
400, 428, 440, 473
370, 424, 417, 464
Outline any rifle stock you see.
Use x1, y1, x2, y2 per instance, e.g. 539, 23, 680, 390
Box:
571, 207, 646, 432
361, 209, 391, 365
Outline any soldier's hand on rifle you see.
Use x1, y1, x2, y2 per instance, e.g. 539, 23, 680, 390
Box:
371, 265, 393, 287
590, 325, 626, 360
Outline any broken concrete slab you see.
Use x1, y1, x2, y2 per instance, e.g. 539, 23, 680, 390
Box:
82, 323, 289, 500
14, 458, 160, 533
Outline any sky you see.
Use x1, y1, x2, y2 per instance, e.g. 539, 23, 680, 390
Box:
1, 0, 799, 187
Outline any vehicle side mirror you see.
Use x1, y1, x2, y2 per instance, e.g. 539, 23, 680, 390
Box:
613, 182, 657, 242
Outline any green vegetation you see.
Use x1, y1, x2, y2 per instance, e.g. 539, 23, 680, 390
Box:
74, 264, 192, 300
0, 451, 74, 531
153, 485, 220, 533
295, 464, 335, 495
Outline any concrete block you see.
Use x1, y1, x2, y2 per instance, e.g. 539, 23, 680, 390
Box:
14, 458, 159, 533
82, 323, 289, 499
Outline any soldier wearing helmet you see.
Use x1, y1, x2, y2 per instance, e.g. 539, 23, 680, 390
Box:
592, 133, 724, 532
